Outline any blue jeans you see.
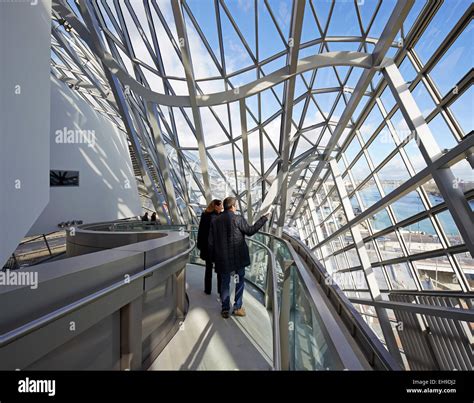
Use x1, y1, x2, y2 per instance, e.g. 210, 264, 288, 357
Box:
221, 267, 245, 312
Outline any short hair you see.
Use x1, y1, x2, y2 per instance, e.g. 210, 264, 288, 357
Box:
223, 196, 236, 211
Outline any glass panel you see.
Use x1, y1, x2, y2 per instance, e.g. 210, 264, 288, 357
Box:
290, 269, 344, 370
366, 240, 379, 264
429, 22, 474, 96
453, 252, 474, 290
427, 113, 458, 151
436, 210, 464, 246
375, 233, 404, 261
401, 218, 443, 254
449, 85, 473, 136
368, 208, 392, 232
422, 178, 445, 206
399, 56, 417, 83
391, 191, 425, 222
246, 239, 268, 291
367, 125, 395, 168
380, 87, 396, 112
357, 177, 381, 210
414, 0, 470, 65
351, 153, 371, 184
377, 153, 410, 194
359, 105, 384, 143
346, 248, 360, 268
373, 266, 389, 290
351, 270, 368, 290
411, 81, 435, 119
413, 256, 461, 291
384, 262, 417, 290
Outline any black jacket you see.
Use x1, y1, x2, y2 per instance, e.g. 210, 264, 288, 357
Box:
197, 211, 218, 261
208, 211, 267, 274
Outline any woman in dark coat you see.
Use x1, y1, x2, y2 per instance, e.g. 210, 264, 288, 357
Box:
197, 199, 223, 295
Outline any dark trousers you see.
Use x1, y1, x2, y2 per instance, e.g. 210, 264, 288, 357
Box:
205, 260, 222, 295
220, 267, 245, 312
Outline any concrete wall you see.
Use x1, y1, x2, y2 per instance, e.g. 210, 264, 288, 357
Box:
29, 76, 142, 235
0, 1, 51, 266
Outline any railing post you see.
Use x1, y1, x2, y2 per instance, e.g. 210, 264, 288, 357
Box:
120, 296, 143, 370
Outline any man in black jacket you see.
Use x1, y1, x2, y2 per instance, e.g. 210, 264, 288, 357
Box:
208, 197, 269, 318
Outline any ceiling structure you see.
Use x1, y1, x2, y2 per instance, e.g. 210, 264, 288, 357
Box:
50, 0, 473, 354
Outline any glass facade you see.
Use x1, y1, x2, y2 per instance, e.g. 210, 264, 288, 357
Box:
50, 0, 473, 353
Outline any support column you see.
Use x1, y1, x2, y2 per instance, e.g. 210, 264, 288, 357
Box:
146, 101, 181, 224
239, 98, 253, 222
171, 0, 212, 204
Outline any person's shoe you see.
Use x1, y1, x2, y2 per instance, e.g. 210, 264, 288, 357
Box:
221, 310, 230, 319
204, 290, 211, 295
232, 307, 246, 317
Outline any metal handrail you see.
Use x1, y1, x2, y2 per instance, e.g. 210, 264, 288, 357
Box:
349, 298, 474, 322
0, 240, 194, 348
247, 238, 281, 370
388, 290, 474, 298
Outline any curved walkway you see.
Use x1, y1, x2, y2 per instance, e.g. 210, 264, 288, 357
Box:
149, 264, 273, 370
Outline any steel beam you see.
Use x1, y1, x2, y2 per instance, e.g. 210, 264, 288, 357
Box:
170, 0, 212, 204
275, 0, 305, 235
146, 101, 181, 224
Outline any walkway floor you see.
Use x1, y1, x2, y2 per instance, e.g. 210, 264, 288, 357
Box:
149, 264, 273, 370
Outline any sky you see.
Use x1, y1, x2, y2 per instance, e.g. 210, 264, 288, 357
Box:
77, 0, 473, 182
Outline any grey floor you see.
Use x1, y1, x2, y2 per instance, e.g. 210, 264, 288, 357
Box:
149, 264, 273, 370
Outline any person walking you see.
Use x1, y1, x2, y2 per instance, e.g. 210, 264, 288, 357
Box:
150, 212, 157, 222
197, 199, 223, 295
141, 212, 149, 221
208, 197, 269, 318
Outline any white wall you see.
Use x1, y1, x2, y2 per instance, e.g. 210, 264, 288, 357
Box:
29, 76, 142, 235
0, 1, 51, 266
